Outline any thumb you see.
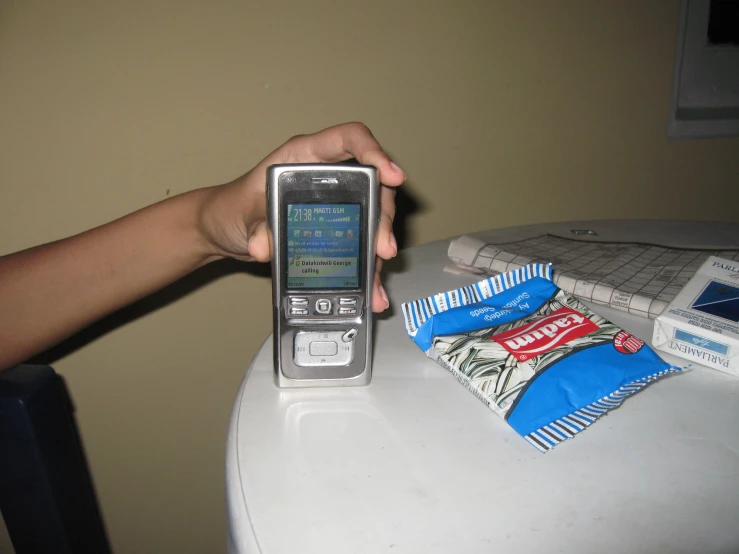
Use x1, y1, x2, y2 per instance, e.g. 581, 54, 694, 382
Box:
247, 220, 272, 262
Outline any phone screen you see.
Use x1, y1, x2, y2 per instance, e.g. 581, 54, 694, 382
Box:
286, 203, 361, 289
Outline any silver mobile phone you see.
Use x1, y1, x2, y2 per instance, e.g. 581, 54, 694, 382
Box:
267, 164, 378, 387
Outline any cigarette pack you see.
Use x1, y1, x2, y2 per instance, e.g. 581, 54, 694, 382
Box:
652, 256, 739, 377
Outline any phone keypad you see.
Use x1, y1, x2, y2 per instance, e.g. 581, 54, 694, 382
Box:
285, 295, 361, 319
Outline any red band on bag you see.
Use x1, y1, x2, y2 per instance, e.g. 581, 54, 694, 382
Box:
491, 307, 599, 361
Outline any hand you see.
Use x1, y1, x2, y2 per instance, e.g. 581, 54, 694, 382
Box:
198, 122, 406, 312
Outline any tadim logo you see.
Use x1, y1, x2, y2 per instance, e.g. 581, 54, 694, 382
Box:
491, 306, 599, 361
613, 331, 644, 354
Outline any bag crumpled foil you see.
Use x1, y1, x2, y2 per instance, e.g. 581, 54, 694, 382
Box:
401, 263, 681, 452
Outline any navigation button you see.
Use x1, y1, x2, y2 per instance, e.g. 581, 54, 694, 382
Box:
309, 341, 338, 356
294, 331, 355, 367
315, 299, 332, 314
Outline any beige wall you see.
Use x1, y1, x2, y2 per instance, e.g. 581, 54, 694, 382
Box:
1, 1, 737, 552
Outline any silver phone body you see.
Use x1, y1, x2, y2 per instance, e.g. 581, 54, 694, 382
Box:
268, 164, 378, 388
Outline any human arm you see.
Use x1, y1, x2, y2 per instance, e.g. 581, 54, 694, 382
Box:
0, 122, 405, 371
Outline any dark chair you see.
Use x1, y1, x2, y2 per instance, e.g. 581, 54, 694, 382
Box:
0, 364, 111, 553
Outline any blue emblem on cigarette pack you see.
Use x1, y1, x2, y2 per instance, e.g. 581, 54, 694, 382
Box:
690, 280, 739, 323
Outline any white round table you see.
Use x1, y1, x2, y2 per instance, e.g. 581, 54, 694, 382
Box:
226, 220, 739, 554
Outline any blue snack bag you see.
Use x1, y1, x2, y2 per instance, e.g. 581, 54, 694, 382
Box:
401, 263, 681, 452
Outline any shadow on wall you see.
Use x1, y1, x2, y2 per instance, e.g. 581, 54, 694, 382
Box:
29, 259, 271, 367
393, 182, 424, 252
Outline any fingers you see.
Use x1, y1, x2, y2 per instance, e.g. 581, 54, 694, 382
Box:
372, 261, 390, 312
334, 123, 406, 187
273, 122, 406, 188
374, 182, 398, 311
307, 124, 399, 312
375, 185, 397, 261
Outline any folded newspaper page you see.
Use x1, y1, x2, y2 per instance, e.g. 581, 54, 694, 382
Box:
402, 263, 681, 452
448, 234, 739, 319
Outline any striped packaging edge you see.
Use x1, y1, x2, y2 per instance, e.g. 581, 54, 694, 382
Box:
401, 262, 553, 337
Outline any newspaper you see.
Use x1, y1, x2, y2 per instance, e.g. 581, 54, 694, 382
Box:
448, 234, 739, 319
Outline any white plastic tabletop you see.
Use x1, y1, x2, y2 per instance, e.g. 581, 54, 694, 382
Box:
226, 220, 739, 554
